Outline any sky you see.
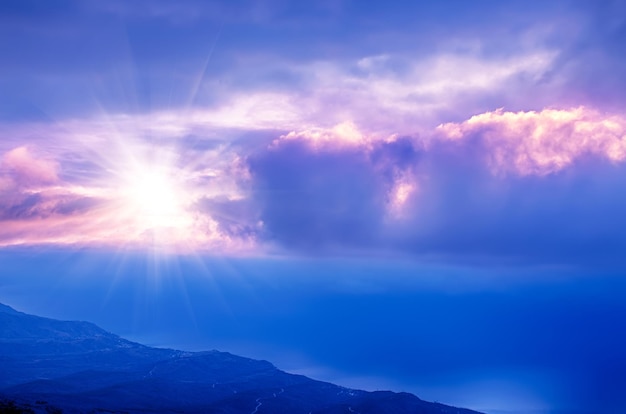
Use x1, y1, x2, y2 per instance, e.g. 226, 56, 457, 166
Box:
1, 1, 626, 413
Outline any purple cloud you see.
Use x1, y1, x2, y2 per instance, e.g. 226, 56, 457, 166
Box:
227, 108, 626, 265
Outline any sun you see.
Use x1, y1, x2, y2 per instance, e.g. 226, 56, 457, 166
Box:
118, 163, 194, 234
131, 170, 178, 220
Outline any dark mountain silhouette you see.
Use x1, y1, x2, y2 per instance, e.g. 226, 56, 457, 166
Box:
0, 303, 483, 414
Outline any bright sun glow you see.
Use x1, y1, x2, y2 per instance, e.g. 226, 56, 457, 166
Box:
131, 170, 178, 219
120, 164, 194, 233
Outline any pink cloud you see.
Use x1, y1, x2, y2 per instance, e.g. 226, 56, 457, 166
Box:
269, 107, 626, 180
0, 146, 65, 220
436, 107, 626, 175
1, 146, 59, 187
273, 121, 383, 150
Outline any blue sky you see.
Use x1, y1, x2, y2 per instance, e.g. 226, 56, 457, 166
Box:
2, 1, 626, 413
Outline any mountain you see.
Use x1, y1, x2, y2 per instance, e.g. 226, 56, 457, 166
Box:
0, 303, 483, 414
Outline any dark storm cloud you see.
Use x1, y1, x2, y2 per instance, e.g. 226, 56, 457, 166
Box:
248, 140, 394, 251
243, 120, 626, 267
400, 149, 626, 267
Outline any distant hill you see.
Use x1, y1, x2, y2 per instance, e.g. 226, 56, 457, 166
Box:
0, 302, 483, 414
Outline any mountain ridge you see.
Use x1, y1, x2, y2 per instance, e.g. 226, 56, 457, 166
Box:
0, 302, 483, 414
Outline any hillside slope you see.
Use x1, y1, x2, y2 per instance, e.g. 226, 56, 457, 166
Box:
0, 303, 483, 414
